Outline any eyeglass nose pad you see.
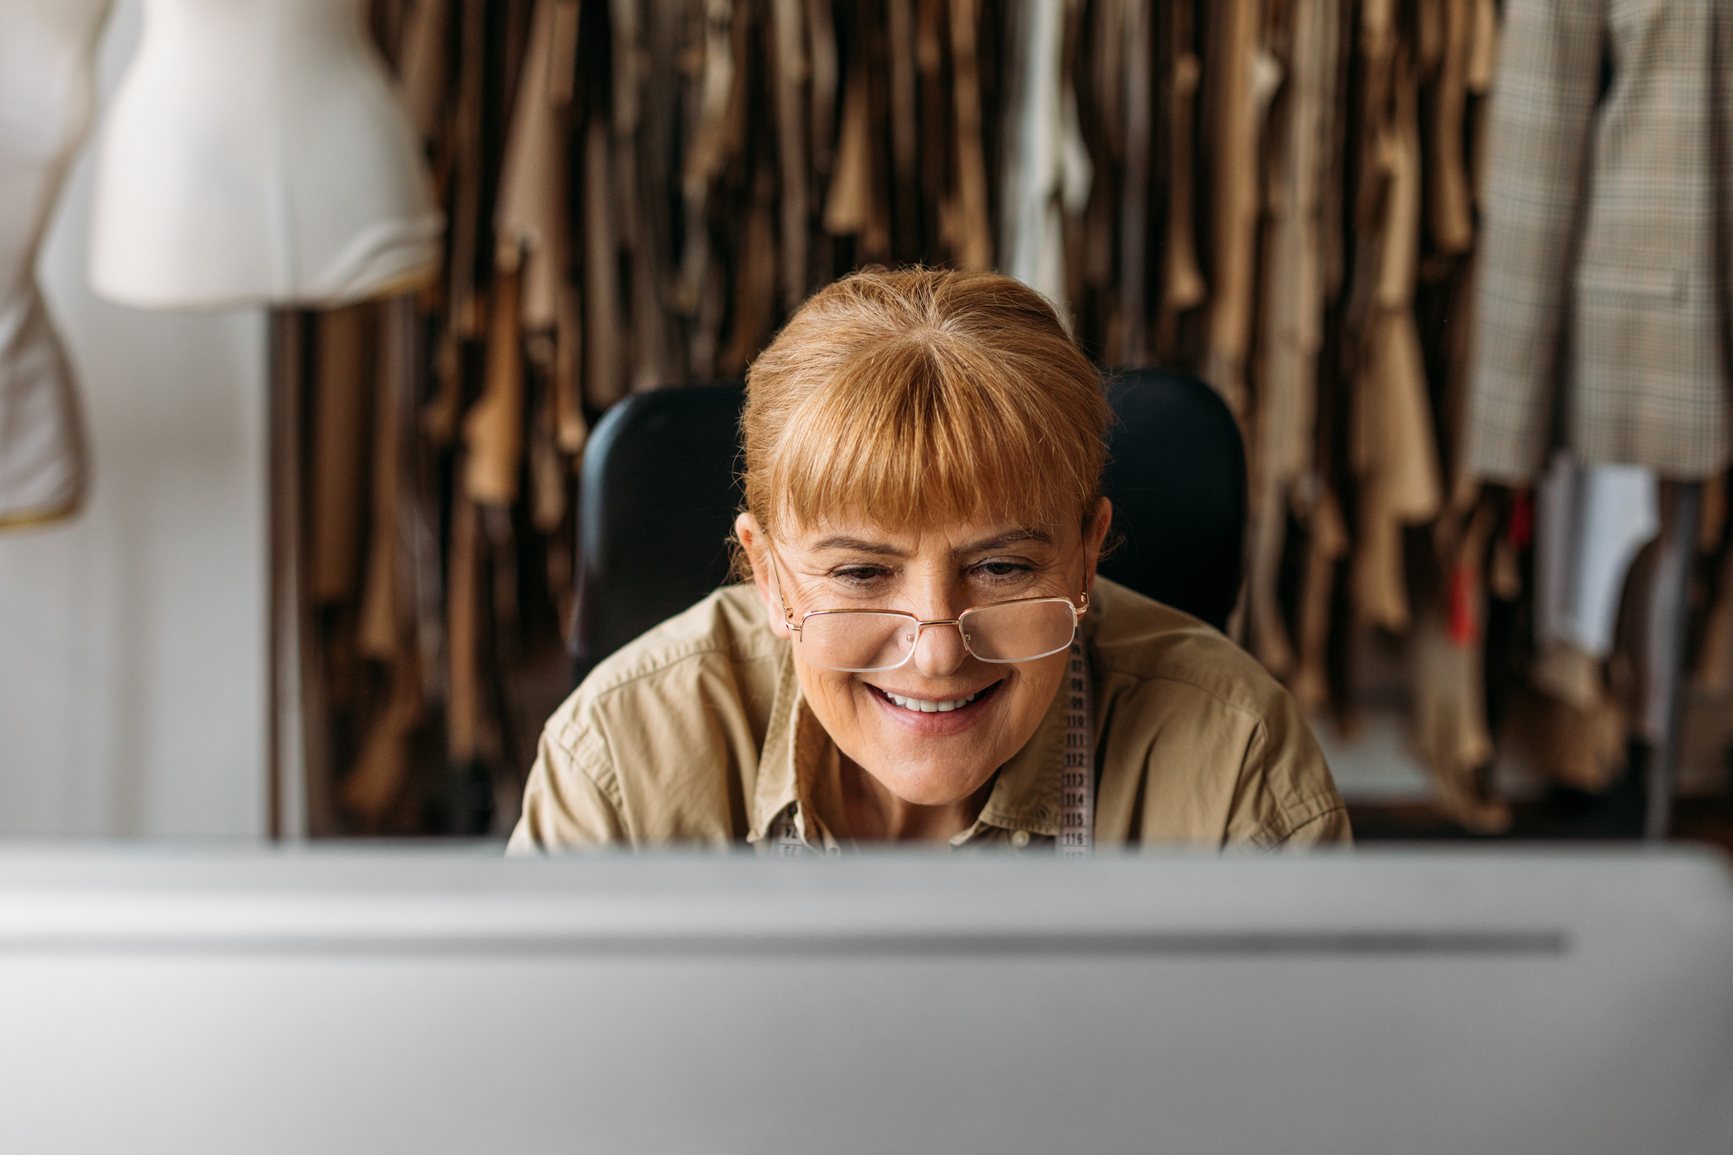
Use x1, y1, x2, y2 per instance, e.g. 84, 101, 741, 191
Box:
909, 618, 968, 674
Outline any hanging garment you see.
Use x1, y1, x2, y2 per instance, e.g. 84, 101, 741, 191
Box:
89, 0, 444, 308
581, 116, 628, 407
821, 25, 882, 253
495, 0, 586, 455
1424, 0, 1475, 256
1505, 455, 1658, 791
769, 0, 811, 309
1697, 482, 1733, 691
396, 0, 450, 146
1466, 0, 1733, 482
946, 0, 994, 273
1348, 23, 1443, 634
1155, 0, 1206, 358
308, 305, 372, 605
1622, 482, 1704, 747
1107, 0, 1151, 363
1202, 0, 1280, 419
678, 0, 734, 377
609, 0, 679, 392
1533, 455, 1659, 664
464, 262, 526, 507
1411, 498, 1510, 833
345, 297, 427, 827
883, 0, 921, 259
0, 0, 110, 529
1000, 0, 1091, 314
1269, 0, 1358, 702
440, 0, 489, 341
1071, 0, 1120, 317
1247, 0, 1344, 677
496, 0, 571, 335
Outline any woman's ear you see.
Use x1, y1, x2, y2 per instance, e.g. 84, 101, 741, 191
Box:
733, 512, 792, 638
1083, 497, 1113, 581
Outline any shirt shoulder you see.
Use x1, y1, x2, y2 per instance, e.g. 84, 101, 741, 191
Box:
1087, 578, 1349, 849
515, 584, 783, 849
568, 584, 780, 701
1089, 578, 1288, 710
546, 584, 780, 740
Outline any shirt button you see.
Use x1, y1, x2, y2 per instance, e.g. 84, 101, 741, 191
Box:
1010, 830, 1032, 849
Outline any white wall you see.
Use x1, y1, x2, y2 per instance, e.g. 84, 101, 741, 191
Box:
0, 0, 267, 838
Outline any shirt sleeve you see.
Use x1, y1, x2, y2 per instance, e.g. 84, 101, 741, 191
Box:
1267, 802, 1354, 850
1223, 682, 1353, 851
505, 719, 628, 854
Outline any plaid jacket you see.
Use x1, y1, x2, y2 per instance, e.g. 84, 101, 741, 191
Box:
1465, 0, 1733, 482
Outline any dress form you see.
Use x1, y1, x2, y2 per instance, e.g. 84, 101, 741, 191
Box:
89, 0, 442, 309
0, 0, 112, 527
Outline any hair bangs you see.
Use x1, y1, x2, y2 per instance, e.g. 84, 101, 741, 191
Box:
765, 338, 1093, 538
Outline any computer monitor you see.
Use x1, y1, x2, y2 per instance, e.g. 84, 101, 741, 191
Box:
0, 846, 1729, 1154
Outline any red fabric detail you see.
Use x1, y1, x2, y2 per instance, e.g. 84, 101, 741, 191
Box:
1507, 490, 1534, 550
1449, 565, 1478, 646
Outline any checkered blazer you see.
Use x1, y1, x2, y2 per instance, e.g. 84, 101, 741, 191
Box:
1465, 0, 1733, 483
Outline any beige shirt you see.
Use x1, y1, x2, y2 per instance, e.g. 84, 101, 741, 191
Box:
508, 578, 1350, 853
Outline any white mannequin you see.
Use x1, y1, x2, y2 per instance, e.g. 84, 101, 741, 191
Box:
0, 0, 112, 527
89, 0, 442, 309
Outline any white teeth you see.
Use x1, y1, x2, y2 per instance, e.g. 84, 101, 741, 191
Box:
882, 690, 979, 713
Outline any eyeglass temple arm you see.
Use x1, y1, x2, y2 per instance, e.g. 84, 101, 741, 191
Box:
764, 553, 804, 635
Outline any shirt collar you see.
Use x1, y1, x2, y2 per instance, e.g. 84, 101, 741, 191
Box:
967, 680, 1065, 839
746, 643, 843, 850
746, 641, 802, 844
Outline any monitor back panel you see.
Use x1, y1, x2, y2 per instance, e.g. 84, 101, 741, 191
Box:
0, 849, 1729, 1155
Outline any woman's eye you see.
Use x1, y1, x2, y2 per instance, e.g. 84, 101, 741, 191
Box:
831, 565, 891, 587
973, 560, 1034, 583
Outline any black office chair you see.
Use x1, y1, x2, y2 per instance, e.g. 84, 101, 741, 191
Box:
1096, 367, 1247, 630
571, 369, 1246, 685
572, 382, 749, 687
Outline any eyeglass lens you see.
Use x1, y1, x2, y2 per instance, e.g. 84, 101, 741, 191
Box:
800, 599, 1077, 671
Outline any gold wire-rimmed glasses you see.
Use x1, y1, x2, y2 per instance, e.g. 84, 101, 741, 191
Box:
768, 556, 1088, 673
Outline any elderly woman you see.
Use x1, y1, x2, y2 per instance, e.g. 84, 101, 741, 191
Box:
509, 268, 1348, 853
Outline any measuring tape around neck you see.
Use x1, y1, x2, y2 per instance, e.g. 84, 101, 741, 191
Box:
1057, 639, 1095, 858
767, 641, 1095, 856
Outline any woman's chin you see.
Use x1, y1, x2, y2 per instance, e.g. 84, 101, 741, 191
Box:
858, 758, 996, 809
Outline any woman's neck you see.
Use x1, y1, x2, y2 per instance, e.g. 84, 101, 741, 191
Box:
838, 758, 993, 844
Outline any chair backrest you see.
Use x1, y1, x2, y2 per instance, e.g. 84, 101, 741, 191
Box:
572, 370, 1246, 685
1096, 367, 1247, 631
573, 383, 748, 686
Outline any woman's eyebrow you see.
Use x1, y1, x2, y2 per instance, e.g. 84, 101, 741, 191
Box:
808, 529, 1054, 558
954, 529, 1053, 557
810, 536, 906, 556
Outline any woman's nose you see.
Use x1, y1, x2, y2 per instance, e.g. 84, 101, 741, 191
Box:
911, 618, 969, 676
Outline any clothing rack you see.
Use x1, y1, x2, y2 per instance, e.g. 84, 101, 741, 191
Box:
262, 0, 1732, 838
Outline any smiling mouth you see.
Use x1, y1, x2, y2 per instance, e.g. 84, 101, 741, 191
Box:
870, 680, 1004, 714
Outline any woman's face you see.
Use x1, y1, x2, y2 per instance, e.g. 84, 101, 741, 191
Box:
737, 500, 1111, 808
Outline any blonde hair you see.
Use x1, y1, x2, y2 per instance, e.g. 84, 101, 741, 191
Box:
740, 267, 1111, 560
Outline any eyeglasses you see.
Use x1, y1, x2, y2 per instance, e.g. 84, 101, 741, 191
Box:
782, 595, 1088, 672
771, 563, 1088, 673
